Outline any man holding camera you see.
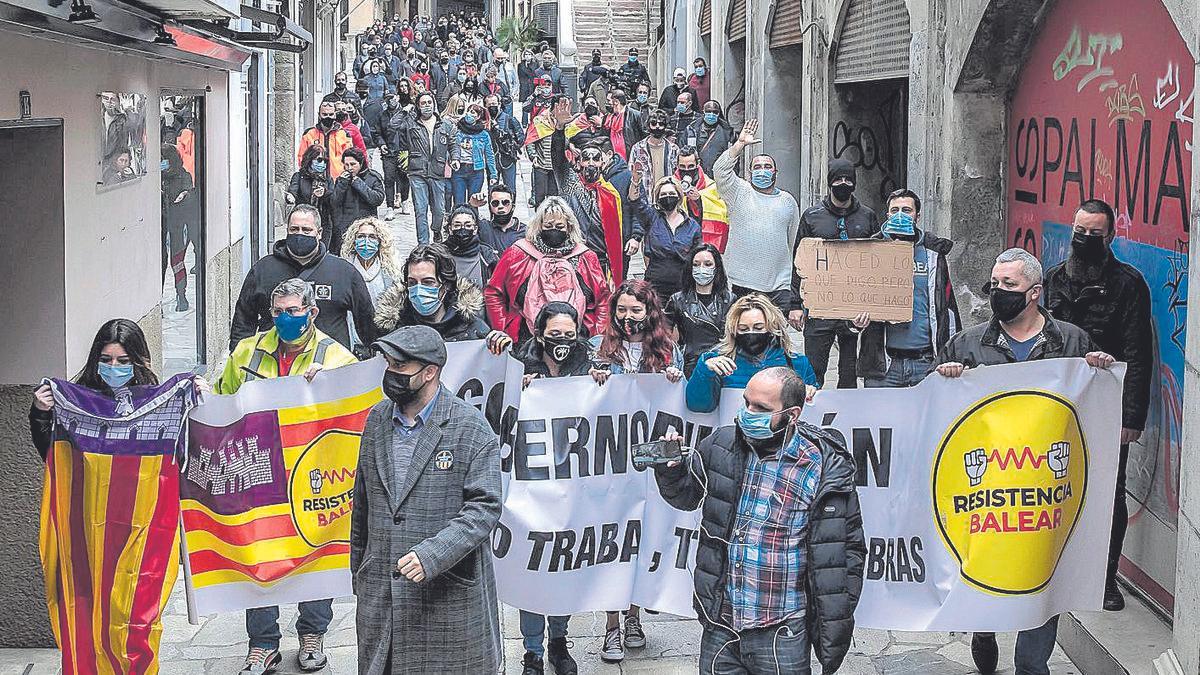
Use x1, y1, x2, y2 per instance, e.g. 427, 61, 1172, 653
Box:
652, 367, 865, 674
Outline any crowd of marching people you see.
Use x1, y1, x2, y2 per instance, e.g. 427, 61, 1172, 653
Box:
28, 8, 1156, 675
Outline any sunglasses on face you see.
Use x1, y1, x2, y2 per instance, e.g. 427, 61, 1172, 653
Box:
490, 199, 512, 207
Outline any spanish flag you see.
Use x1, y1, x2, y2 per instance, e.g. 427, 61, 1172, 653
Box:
180, 359, 383, 615
589, 178, 626, 283
678, 168, 729, 253
524, 112, 590, 146
40, 374, 196, 675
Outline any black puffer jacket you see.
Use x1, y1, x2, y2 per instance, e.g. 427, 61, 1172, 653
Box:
654, 423, 866, 672
330, 170, 386, 246
790, 196, 880, 311
1044, 256, 1153, 430
665, 288, 735, 376
373, 277, 492, 342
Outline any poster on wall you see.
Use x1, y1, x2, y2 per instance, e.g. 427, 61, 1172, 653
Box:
98, 91, 148, 187
1006, 0, 1194, 609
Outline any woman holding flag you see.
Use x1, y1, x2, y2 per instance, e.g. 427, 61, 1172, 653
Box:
30, 319, 208, 674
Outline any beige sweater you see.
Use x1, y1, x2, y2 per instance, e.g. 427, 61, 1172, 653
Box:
713, 146, 801, 292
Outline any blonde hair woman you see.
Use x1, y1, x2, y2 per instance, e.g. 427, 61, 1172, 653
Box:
483, 196, 611, 340
628, 168, 703, 301
685, 293, 818, 412
340, 217, 401, 305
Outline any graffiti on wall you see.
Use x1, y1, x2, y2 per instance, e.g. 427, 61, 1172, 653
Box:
832, 85, 908, 210
1008, 0, 1194, 606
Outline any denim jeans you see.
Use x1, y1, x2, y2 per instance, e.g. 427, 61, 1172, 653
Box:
519, 610, 569, 657
698, 616, 810, 674
451, 167, 485, 206
864, 353, 936, 388
974, 616, 1059, 675
499, 162, 517, 193
246, 599, 333, 650
409, 175, 446, 245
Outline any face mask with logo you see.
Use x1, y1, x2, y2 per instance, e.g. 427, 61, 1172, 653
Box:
990, 286, 1033, 323
274, 310, 310, 342
692, 265, 716, 287
286, 233, 319, 257
735, 331, 773, 356
582, 166, 601, 183
355, 236, 379, 260
542, 335, 576, 363
882, 212, 916, 238
98, 362, 135, 389
408, 284, 442, 316
383, 367, 425, 405
619, 317, 646, 337
750, 169, 775, 190
311, 159, 327, 173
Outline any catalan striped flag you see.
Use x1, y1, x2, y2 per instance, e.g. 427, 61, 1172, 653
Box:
40, 374, 196, 675
180, 358, 384, 615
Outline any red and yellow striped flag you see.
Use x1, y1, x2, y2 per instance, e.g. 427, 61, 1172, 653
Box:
40, 374, 196, 675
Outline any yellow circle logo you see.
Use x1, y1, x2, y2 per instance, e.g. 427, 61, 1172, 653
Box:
288, 429, 360, 547
932, 391, 1088, 595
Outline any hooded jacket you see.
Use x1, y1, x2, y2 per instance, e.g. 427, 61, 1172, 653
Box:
373, 277, 491, 342
791, 189, 880, 312
654, 423, 866, 672
230, 240, 377, 352
857, 231, 962, 378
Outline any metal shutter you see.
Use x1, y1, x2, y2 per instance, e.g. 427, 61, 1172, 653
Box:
769, 0, 803, 49
699, 0, 711, 37
532, 0, 558, 39
833, 0, 911, 84
727, 0, 746, 43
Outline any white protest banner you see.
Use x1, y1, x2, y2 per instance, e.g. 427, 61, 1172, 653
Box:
489, 351, 1124, 633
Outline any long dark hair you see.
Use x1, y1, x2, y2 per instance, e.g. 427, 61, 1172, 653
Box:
73, 319, 158, 391
300, 145, 328, 175
532, 301, 583, 359
679, 242, 729, 295
597, 280, 676, 373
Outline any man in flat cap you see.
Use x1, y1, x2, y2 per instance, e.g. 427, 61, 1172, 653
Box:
351, 325, 503, 674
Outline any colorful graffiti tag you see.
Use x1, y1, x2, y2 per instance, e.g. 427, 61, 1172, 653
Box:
1008, 0, 1194, 608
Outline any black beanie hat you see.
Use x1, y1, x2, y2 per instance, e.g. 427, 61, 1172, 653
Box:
827, 158, 856, 187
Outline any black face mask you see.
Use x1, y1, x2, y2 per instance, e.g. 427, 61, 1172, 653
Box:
487, 106, 501, 117
1070, 231, 1109, 263
584, 104, 599, 117
648, 126, 667, 138
539, 229, 569, 248
735, 331, 774, 356
989, 287, 1032, 323
319, 116, 336, 129
383, 368, 426, 405
335, 82, 347, 91
541, 336, 576, 363
831, 183, 855, 202
581, 166, 601, 183
286, 233, 319, 257
657, 195, 681, 212
678, 168, 699, 183
491, 209, 513, 225
447, 228, 477, 249
619, 317, 646, 337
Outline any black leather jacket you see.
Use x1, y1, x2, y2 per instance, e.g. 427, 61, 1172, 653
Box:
665, 288, 735, 375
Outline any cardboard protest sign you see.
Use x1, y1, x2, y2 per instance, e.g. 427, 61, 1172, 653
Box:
793, 238, 914, 321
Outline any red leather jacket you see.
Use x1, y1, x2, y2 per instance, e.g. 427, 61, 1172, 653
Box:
484, 241, 611, 340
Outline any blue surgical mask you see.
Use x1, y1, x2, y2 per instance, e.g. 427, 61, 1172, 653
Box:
695, 66, 706, 77
408, 284, 442, 316
629, 55, 638, 63
458, 72, 468, 82
692, 265, 716, 287
750, 168, 775, 190
311, 159, 327, 173
675, 103, 687, 113
160, 159, 170, 172
736, 405, 780, 440
355, 236, 379, 259
98, 362, 135, 389
882, 211, 916, 238
274, 310, 310, 342
636, 93, 648, 104
703, 112, 718, 126
463, 112, 477, 124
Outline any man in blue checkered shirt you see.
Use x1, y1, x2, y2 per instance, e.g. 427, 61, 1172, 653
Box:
653, 366, 865, 674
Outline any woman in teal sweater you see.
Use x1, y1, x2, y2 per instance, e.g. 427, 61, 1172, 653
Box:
685, 293, 818, 412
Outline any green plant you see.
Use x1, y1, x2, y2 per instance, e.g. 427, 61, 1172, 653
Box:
496, 15, 543, 52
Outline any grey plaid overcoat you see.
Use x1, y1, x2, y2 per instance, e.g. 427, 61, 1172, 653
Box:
350, 386, 503, 674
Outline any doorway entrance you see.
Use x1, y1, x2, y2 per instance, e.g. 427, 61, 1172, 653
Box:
159, 93, 207, 377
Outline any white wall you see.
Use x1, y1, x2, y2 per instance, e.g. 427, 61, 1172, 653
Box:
0, 30, 233, 375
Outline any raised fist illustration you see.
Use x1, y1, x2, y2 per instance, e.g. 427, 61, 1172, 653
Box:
310, 468, 323, 494
964, 448, 988, 487
1047, 441, 1070, 480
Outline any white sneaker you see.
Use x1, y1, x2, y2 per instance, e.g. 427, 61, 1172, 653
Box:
384, 207, 395, 220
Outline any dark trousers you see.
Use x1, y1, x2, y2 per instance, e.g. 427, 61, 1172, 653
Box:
731, 285, 792, 314
698, 617, 810, 674
246, 599, 333, 650
975, 615, 1060, 675
803, 317, 860, 389
532, 167, 558, 206
381, 154, 410, 207
1108, 442, 1131, 585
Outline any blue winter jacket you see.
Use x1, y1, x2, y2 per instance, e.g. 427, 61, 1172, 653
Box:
685, 345, 818, 412
454, 128, 498, 177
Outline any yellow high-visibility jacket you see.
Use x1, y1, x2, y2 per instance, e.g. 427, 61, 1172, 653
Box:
215, 327, 357, 395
